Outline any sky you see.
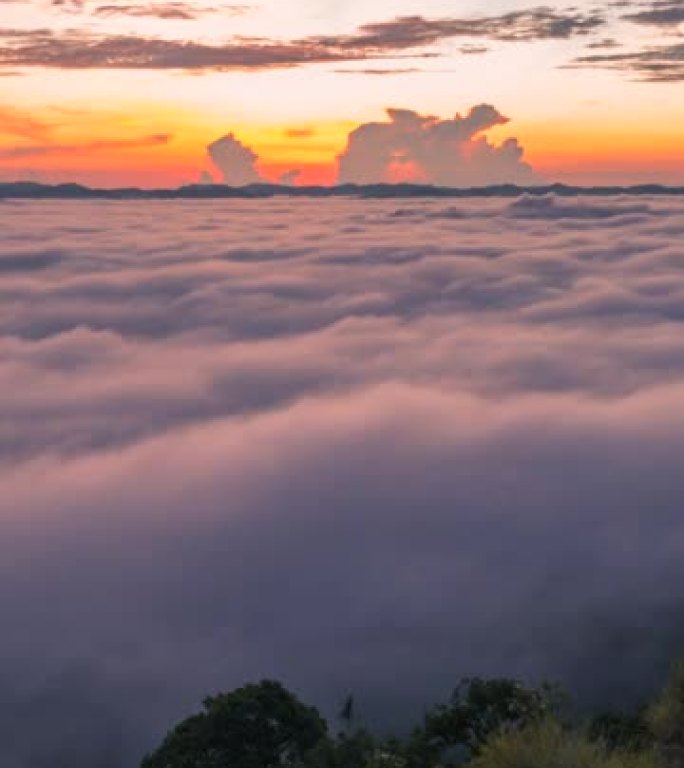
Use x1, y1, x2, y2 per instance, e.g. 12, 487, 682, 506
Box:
1, 194, 684, 766
0, 0, 682, 186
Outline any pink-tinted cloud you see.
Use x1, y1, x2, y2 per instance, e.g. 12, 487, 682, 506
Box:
337, 105, 537, 186
204, 105, 537, 188
0, 195, 683, 766
206, 133, 264, 185
0, 7, 605, 71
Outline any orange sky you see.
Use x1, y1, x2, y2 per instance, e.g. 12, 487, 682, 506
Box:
2, 115, 680, 188
1, 0, 682, 186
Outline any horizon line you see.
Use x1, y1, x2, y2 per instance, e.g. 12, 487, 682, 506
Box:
1, 180, 683, 199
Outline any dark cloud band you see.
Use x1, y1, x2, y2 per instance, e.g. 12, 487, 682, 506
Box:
621, 1, 684, 27
0, 6, 606, 71
571, 42, 684, 82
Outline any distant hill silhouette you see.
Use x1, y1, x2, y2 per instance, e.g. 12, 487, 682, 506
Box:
0, 181, 682, 199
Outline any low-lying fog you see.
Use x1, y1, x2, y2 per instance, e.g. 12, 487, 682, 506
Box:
1, 195, 683, 767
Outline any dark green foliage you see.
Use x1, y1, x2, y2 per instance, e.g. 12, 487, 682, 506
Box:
408, 678, 559, 766
303, 729, 378, 768
649, 660, 684, 768
294, 727, 411, 768
140, 664, 684, 768
589, 710, 654, 752
141, 680, 327, 768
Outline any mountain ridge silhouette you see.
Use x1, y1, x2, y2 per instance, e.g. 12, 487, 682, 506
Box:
1, 181, 682, 199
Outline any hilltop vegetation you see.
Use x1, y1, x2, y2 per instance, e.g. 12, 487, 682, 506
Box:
141, 660, 684, 768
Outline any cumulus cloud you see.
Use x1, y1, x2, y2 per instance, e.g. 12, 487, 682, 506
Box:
206, 133, 264, 185
1, 195, 684, 766
203, 104, 534, 188
206, 133, 302, 187
337, 105, 537, 186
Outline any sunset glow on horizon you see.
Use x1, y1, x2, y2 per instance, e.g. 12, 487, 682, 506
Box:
1, 0, 682, 187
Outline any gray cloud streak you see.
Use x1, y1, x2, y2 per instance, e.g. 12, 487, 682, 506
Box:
0, 6, 605, 71
570, 42, 684, 81
92, 2, 251, 20
621, 1, 684, 27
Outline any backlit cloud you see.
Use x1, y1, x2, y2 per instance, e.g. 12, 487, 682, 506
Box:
203, 105, 536, 187
207, 133, 264, 184
337, 105, 538, 186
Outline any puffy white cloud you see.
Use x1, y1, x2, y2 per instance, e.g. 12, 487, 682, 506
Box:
337, 105, 538, 186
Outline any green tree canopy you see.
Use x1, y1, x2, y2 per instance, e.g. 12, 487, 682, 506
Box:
409, 677, 560, 766
141, 680, 328, 768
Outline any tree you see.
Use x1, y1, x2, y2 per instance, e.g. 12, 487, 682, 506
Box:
303, 729, 378, 768
408, 677, 561, 766
141, 680, 328, 768
648, 659, 684, 768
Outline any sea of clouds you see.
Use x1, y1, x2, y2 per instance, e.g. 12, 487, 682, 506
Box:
1, 195, 683, 767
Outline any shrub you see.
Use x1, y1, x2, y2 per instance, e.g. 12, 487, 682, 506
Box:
649, 660, 684, 768
470, 719, 659, 768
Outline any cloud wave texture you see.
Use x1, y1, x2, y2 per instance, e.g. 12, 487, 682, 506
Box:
0, 195, 683, 766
